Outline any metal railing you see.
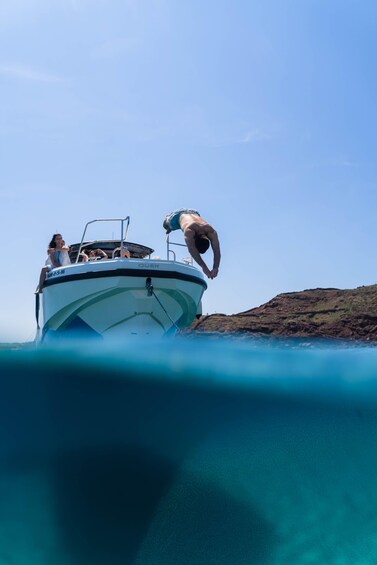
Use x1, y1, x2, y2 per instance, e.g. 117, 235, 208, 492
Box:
166, 234, 193, 265
76, 217, 130, 263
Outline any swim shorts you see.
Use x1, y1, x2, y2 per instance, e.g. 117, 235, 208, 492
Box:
165, 208, 200, 232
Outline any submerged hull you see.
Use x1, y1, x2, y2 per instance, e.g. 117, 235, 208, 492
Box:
40, 259, 207, 340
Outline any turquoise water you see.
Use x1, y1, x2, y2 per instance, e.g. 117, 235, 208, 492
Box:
1, 337, 377, 564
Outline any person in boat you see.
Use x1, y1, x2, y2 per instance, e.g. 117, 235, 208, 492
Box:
163, 208, 221, 279
82, 248, 108, 261
114, 247, 131, 258
35, 234, 71, 293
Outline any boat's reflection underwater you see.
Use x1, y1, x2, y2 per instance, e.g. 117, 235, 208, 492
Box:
1, 339, 377, 564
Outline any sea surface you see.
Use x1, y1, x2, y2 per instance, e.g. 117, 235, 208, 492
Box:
1, 336, 377, 564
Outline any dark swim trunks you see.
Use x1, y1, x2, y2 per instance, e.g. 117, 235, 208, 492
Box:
165, 208, 200, 232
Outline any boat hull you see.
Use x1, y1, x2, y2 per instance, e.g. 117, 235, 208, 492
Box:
40, 260, 207, 340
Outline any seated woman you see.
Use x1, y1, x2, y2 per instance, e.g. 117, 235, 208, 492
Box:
36, 234, 71, 293
113, 246, 131, 258
82, 248, 108, 262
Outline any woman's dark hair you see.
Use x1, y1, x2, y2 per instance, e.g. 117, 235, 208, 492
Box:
195, 235, 210, 254
48, 234, 61, 249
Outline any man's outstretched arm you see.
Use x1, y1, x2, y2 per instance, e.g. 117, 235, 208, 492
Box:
208, 230, 221, 278
184, 232, 212, 278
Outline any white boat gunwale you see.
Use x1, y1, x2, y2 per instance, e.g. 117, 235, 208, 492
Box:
44, 259, 208, 290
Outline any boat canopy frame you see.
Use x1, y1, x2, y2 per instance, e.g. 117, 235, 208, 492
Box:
75, 218, 130, 263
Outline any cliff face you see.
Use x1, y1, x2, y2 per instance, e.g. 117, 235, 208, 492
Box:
188, 285, 377, 342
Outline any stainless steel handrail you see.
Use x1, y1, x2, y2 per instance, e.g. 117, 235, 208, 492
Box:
76, 217, 130, 263
166, 234, 193, 264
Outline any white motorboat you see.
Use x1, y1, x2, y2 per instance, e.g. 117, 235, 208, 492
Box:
36, 218, 207, 341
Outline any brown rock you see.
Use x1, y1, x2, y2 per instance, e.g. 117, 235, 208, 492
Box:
185, 285, 377, 342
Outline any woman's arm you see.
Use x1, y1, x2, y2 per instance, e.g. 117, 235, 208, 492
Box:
97, 249, 108, 259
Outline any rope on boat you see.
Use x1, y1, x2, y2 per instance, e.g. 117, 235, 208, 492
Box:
145, 278, 181, 334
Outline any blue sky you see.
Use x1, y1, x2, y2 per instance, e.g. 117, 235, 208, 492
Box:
1, 0, 376, 341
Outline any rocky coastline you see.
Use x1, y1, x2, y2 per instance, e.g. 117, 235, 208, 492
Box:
4, 285, 377, 346
186, 284, 377, 343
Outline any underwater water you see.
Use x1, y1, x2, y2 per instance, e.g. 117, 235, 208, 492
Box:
1, 337, 377, 564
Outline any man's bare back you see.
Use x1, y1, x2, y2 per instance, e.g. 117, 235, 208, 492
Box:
163, 209, 221, 279
179, 213, 212, 233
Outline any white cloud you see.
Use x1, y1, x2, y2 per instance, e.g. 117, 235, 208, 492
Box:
306, 156, 360, 172
0, 64, 65, 83
238, 128, 274, 144
208, 127, 275, 148
101, 105, 276, 148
